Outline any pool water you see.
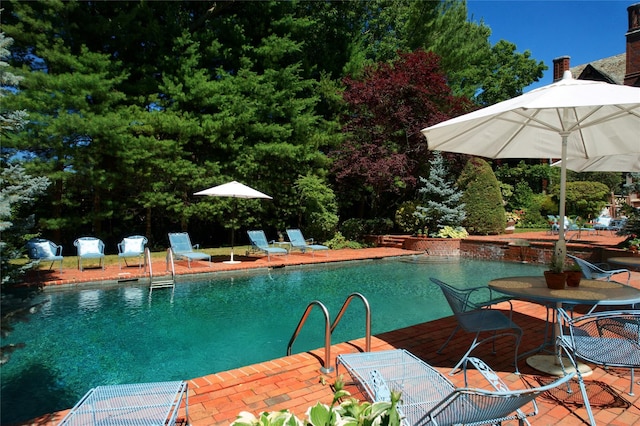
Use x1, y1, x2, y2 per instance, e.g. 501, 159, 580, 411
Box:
1, 257, 545, 423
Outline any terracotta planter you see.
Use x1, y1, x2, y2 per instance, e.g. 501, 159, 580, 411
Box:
543, 271, 566, 289
565, 271, 582, 287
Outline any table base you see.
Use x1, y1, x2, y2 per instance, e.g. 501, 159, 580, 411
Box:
526, 354, 592, 377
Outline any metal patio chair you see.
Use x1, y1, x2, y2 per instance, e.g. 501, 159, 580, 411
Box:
74, 237, 105, 271
337, 349, 575, 426
26, 238, 64, 272
168, 232, 211, 268
430, 277, 522, 374
556, 308, 640, 426
247, 230, 288, 261
286, 228, 329, 256
117, 235, 148, 270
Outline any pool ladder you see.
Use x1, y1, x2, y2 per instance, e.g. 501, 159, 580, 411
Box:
146, 247, 176, 293
287, 292, 371, 374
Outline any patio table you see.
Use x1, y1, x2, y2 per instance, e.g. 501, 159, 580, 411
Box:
488, 276, 640, 375
58, 380, 188, 425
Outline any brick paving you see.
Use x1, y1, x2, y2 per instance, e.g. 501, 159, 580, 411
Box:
15, 232, 640, 426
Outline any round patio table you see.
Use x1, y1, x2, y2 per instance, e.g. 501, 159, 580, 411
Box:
489, 276, 640, 375
607, 256, 640, 271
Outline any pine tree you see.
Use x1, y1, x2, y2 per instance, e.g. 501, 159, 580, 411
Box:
458, 157, 506, 235
414, 151, 466, 235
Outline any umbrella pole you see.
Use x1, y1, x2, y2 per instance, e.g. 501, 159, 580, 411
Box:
224, 199, 241, 264
554, 132, 569, 271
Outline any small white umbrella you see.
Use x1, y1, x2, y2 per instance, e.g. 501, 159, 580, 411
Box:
194, 181, 272, 264
422, 71, 640, 270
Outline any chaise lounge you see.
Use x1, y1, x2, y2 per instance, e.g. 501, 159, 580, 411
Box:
168, 232, 211, 268
286, 228, 328, 257
247, 230, 288, 261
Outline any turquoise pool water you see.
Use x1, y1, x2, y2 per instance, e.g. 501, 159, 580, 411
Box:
1, 257, 545, 424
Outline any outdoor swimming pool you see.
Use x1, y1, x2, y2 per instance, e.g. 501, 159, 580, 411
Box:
1, 257, 546, 424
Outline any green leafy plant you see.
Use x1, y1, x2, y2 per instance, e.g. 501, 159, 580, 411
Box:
434, 226, 469, 239
231, 377, 402, 426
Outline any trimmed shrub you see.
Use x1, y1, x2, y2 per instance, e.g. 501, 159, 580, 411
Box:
458, 158, 506, 235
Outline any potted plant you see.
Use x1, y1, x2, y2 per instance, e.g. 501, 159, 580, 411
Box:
564, 262, 583, 287
544, 252, 567, 289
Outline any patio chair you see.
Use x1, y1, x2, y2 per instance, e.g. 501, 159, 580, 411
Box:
26, 238, 64, 272
337, 349, 575, 426
247, 230, 288, 261
117, 235, 148, 270
556, 308, 640, 426
168, 232, 211, 268
430, 278, 522, 374
286, 228, 328, 256
74, 237, 105, 271
567, 254, 631, 284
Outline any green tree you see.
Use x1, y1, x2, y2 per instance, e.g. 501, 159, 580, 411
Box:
549, 181, 610, 220
293, 174, 339, 241
414, 151, 466, 235
458, 157, 506, 235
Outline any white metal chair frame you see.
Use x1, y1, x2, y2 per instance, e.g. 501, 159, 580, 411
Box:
556, 308, 640, 426
567, 254, 631, 284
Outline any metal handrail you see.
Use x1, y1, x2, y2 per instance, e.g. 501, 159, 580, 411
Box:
330, 292, 371, 352
287, 301, 333, 373
286, 294, 372, 374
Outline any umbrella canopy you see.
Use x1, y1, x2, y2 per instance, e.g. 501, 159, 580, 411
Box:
194, 181, 272, 263
553, 154, 640, 173
421, 71, 640, 269
194, 180, 272, 199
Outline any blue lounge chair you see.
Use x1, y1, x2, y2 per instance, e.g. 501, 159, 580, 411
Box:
247, 230, 288, 261
26, 238, 64, 272
117, 235, 148, 270
286, 229, 328, 257
74, 237, 105, 271
168, 232, 211, 268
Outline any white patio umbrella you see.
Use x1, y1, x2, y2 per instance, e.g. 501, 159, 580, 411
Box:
552, 153, 640, 172
421, 70, 640, 270
194, 181, 272, 264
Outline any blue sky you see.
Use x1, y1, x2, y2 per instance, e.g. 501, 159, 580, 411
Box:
466, 0, 629, 91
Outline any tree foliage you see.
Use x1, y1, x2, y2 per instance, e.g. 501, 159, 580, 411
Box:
414, 151, 466, 235
458, 157, 506, 235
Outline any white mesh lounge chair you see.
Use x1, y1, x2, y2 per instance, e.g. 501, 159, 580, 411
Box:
567, 254, 631, 284
168, 232, 211, 268
286, 228, 328, 256
556, 308, 640, 426
430, 278, 522, 374
74, 237, 105, 271
247, 230, 288, 261
26, 238, 64, 272
117, 235, 148, 270
337, 349, 575, 426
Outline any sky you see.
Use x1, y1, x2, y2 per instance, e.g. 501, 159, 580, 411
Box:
466, 0, 629, 91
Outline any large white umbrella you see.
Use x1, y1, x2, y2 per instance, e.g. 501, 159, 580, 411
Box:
421, 71, 640, 270
553, 154, 640, 172
194, 181, 272, 264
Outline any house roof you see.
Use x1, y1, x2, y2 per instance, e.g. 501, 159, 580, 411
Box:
571, 53, 626, 84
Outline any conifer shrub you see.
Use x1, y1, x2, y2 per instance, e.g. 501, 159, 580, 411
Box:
457, 158, 506, 235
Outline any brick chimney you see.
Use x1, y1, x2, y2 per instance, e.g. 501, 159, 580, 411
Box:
552, 56, 571, 82
624, 3, 640, 86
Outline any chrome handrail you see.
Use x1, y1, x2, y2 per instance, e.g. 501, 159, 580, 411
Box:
330, 292, 371, 352
287, 293, 372, 374
287, 301, 333, 373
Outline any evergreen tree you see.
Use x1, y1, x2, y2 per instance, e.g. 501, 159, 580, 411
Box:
414, 152, 465, 235
458, 157, 506, 235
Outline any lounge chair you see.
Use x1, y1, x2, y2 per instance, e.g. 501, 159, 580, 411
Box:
74, 237, 105, 271
26, 238, 64, 272
557, 308, 640, 425
430, 278, 522, 374
247, 230, 288, 261
168, 232, 211, 268
567, 254, 631, 284
286, 229, 328, 256
117, 235, 148, 270
337, 349, 575, 426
